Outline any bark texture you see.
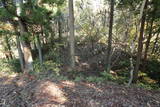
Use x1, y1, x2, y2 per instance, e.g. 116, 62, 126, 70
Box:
133, 0, 148, 83
106, 0, 114, 72
18, 18, 33, 72
68, 0, 75, 69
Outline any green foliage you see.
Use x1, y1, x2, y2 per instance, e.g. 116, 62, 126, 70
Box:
44, 60, 60, 75
0, 8, 14, 20
119, 60, 130, 67
44, 43, 64, 64
25, 6, 50, 24
145, 59, 160, 82
0, 0, 160, 92
118, 0, 142, 9
33, 60, 60, 75
137, 82, 160, 90
32, 60, 64, 80
40, 0, 65, 6
20, 32, 31, 42
0, 59, 21, 73
86, 76, 104, 83
0, 30, 15, 35
100, 71, 116, 81
74, 75, 85, 82
116, 76, 128, 84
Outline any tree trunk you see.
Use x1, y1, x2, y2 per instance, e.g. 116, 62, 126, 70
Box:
144, 18, 154, 61
68, 0, 75, 69
15, 0, 33, 72
18, 18, 33, 72
142, 19, 154, 72
57, 8, 62, 43
11, 22, 25, 72
41, 25, 47, 46
33, 39, 37, 50
58, 19, 62, 42
152, 32, 159, 54
106, 0, 114, 72
133, 0, 148, 83
5, 35, 13, 60
103, 9, 107, 28
36, 34, 43, 65
16, 34, 25, 71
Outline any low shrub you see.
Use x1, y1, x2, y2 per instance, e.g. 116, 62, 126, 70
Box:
34, 60, 60, 72
0, 59, 21, 73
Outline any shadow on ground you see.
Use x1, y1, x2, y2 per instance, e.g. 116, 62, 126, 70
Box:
0, 71, 160, 107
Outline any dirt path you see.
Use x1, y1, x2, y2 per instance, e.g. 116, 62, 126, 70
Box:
0, 72, 160, 107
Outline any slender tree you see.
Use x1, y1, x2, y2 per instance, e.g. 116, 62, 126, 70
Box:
106, 0, 114, 72
144, 18, 154, 61
16, 0, 34, 72
68, 0, 75, 69
36, 34, 43, 65
4, 34, 13, 60
57, 7, 62, 42
133, 0, 148, 83
152, 32, 159, 54
18, 19, 33, 71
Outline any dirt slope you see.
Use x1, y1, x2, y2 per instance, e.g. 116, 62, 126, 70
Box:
0, 72, 160, 107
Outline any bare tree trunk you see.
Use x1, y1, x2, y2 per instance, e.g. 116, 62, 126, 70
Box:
144, 18, 154, 61
33, 39, 37, 50
152, 32, 159, 54
4, 52, 10, 61
41, 25, 47, 46
16, 34, 25, 71
15, 0, 33, 72
68, 0, 75, 69
11, 22, 25, 71
36, 34, 43, 65
58, 20, 62, 42
144, 3, 157, 61
57, 8, 62, 43
106, 0, 114, 72
142, 19, 154, 72
103, 9, 107, 28
5, 35, 13, 60
133, 0, 148, 83
18, 18, 33, 72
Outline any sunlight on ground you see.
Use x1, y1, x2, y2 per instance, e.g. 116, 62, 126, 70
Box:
0, 71, 18, 84
61, 80, 75, 88
85, 83, 103, 92
0, 71, 17, 77
35, 81, 67, 104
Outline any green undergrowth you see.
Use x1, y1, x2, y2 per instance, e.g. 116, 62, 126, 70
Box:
32, 60, 65, 80
74, 71, 116, 83
0, 59, 21, 74
0, 57, 160, 90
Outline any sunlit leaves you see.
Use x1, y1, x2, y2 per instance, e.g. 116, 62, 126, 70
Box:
0, 8, 14, 21
39, 0, 65, 6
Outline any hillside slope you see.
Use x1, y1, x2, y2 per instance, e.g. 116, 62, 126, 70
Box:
0, 72, 160, 107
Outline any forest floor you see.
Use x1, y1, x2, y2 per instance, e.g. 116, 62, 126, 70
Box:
0, 71, 160, 107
